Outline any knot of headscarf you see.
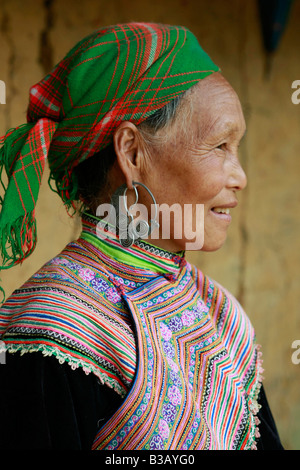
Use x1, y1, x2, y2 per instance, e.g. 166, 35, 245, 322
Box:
0, 22, 219, 288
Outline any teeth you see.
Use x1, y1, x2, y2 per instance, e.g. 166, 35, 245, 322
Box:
213, 207, 230, 214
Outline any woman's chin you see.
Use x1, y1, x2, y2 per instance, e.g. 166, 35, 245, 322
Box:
200, 236, 228, 252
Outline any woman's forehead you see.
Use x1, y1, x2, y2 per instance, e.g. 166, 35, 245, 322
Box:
190, 73, 239, 109
186, 73, 246, 138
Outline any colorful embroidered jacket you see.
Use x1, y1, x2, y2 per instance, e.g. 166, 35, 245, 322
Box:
0, 214, 263, 450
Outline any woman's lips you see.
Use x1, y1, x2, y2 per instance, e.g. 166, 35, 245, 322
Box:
212, 207, 231, 215
210, 202, 237, 222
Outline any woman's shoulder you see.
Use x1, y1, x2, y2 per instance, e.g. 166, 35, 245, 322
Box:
188, 262, 252, 327
1, 243, 134, 339
0, 244, 136, 396
3, 241, 125, 312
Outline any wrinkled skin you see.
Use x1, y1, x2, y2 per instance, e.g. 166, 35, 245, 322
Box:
109, 72, 247, 253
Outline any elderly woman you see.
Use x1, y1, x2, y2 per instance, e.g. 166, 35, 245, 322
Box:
0, 23, 282, 450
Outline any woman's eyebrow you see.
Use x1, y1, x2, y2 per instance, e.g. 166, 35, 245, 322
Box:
215, 120, 247, 140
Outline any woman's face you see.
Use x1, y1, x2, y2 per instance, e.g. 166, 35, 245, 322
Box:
142, 72, 247, 252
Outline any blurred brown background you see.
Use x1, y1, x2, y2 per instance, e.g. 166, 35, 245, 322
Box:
0, 0, 300, 450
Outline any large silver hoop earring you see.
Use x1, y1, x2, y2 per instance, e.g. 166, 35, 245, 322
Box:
111, 181, 159, 247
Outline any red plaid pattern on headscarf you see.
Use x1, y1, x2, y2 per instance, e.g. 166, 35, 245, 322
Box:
0, 22, 219, 284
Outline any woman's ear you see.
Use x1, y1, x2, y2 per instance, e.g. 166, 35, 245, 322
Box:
113, 121, 141, 190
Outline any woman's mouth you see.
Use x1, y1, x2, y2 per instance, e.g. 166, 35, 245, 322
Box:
212, 207, 231, 215
210, 206, 233, 222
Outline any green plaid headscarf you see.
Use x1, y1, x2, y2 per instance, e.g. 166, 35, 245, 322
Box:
0, 22, 219, 278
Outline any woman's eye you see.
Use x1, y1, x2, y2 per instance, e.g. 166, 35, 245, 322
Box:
216, 143, 226, 151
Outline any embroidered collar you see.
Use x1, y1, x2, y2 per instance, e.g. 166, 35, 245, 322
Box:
79, 212, 186, 276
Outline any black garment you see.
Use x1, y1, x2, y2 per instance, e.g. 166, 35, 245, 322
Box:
256, 385, 284, 450
0, 352, 123, 450
0, 352, 283, 450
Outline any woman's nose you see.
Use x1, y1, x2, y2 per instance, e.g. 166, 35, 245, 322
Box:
226, 156, 247, 191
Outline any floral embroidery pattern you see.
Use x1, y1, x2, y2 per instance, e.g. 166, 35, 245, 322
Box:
78, 267, 95, 282
106, 287, 122, 303
162, 341, 175, 358
182, 309, 196, 326
169, 370, 182, 387
167, 385, 181, 406
152, 293, 214, 445
47, 257, 128, 305
160, 322, 172, 341
162, 403, 177, 423
168, 316, 183, 332
90, 277, 109, 293
158, 419, 170, 439
149, 435, 164, 450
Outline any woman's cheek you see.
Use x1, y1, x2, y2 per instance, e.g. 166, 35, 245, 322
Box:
193, 154, 226, 197
196, 173, 226, 202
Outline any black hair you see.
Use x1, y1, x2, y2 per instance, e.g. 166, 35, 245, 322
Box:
74, 94, 184, 210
